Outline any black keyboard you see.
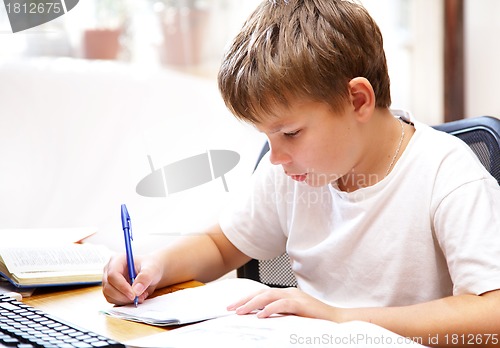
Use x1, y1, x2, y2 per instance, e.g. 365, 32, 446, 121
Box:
0, 294, 125, 348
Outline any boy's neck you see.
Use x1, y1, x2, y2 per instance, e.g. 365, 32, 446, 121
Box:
336, 109, 414, 192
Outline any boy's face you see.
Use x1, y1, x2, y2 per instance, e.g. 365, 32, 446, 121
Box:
255, 99, 363, 187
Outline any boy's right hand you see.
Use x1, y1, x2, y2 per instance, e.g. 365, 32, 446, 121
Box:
102, 253, 163, 305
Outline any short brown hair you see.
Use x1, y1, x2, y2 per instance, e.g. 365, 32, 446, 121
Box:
218, 0, 391, 123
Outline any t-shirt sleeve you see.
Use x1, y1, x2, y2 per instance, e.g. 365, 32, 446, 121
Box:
219, 155, 289, 260
433, 168, 500, 296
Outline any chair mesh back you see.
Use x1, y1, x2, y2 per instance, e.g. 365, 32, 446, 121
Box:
257, 253, 297, 287
453, 129, 500, 184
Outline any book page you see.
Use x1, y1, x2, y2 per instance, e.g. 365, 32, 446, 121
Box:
104, 278, 269, 326
126, 314, 425, 347
0, 227, 97, 247
0, 244, 111, 273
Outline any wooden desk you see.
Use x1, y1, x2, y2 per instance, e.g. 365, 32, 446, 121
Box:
22, 281, 203, 343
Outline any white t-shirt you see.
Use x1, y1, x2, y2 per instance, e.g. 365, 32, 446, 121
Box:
219, 118, 500, 308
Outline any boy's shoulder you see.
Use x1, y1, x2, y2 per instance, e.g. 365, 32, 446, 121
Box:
416, 119, 476, 155
411, 118, 495, 188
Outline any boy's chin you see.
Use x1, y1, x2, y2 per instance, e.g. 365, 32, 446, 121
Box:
304, 175, 334, 187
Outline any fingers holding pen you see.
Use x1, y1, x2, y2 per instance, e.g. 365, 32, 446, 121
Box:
130, 269, 156, 303
102, 276, 136, 305
102, 254, 154, 305
130, 254, 166, 301
104, 205, 164, 306
102, 254, 136, 305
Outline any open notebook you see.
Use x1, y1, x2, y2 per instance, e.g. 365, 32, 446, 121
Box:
107, 278, 426, 347
104, 278, 269, 326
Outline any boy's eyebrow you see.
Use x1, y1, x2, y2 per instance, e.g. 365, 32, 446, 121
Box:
254, 121, 285, 134
270, 124, 285, 134
265, 124, 288, 135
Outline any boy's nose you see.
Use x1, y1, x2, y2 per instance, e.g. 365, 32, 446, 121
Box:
269, 145, 291, 165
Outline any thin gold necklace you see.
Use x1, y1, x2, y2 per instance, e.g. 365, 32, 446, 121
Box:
385, 118, 405, 177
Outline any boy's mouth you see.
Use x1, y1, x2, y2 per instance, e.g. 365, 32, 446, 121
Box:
289, 173, 308, 182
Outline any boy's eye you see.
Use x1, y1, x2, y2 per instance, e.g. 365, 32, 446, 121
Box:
284, 129, 301, 137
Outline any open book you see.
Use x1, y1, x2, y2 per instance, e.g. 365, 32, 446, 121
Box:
0, 243, 111, 288
104, 278, 269, 326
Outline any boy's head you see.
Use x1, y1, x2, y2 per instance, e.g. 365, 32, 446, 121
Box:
218, 0, 391, 123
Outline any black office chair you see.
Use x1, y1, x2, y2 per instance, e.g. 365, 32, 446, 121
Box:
433, 116, 500, 184
237, 116, 500, 287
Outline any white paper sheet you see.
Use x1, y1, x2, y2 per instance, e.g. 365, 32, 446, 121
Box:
125, 314, 426, 348
104, 278, 269, 326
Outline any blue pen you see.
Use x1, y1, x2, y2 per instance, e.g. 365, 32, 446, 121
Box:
121, 204, 139, 307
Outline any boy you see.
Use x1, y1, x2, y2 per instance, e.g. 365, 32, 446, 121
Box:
103, 0, 500, 346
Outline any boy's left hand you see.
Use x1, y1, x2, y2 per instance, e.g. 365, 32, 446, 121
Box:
227, 287, 337, 321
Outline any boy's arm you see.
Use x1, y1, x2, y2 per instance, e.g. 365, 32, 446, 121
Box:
231, 287, 500, 347
337, 289, 500, 347
153, 223, 251, 288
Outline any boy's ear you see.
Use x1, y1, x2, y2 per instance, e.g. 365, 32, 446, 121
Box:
348, 77, 375, 122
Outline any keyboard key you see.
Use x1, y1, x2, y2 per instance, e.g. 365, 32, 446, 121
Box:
0, 294, 125, 348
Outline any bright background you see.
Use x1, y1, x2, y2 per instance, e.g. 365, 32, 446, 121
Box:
0, 0, 498, 251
